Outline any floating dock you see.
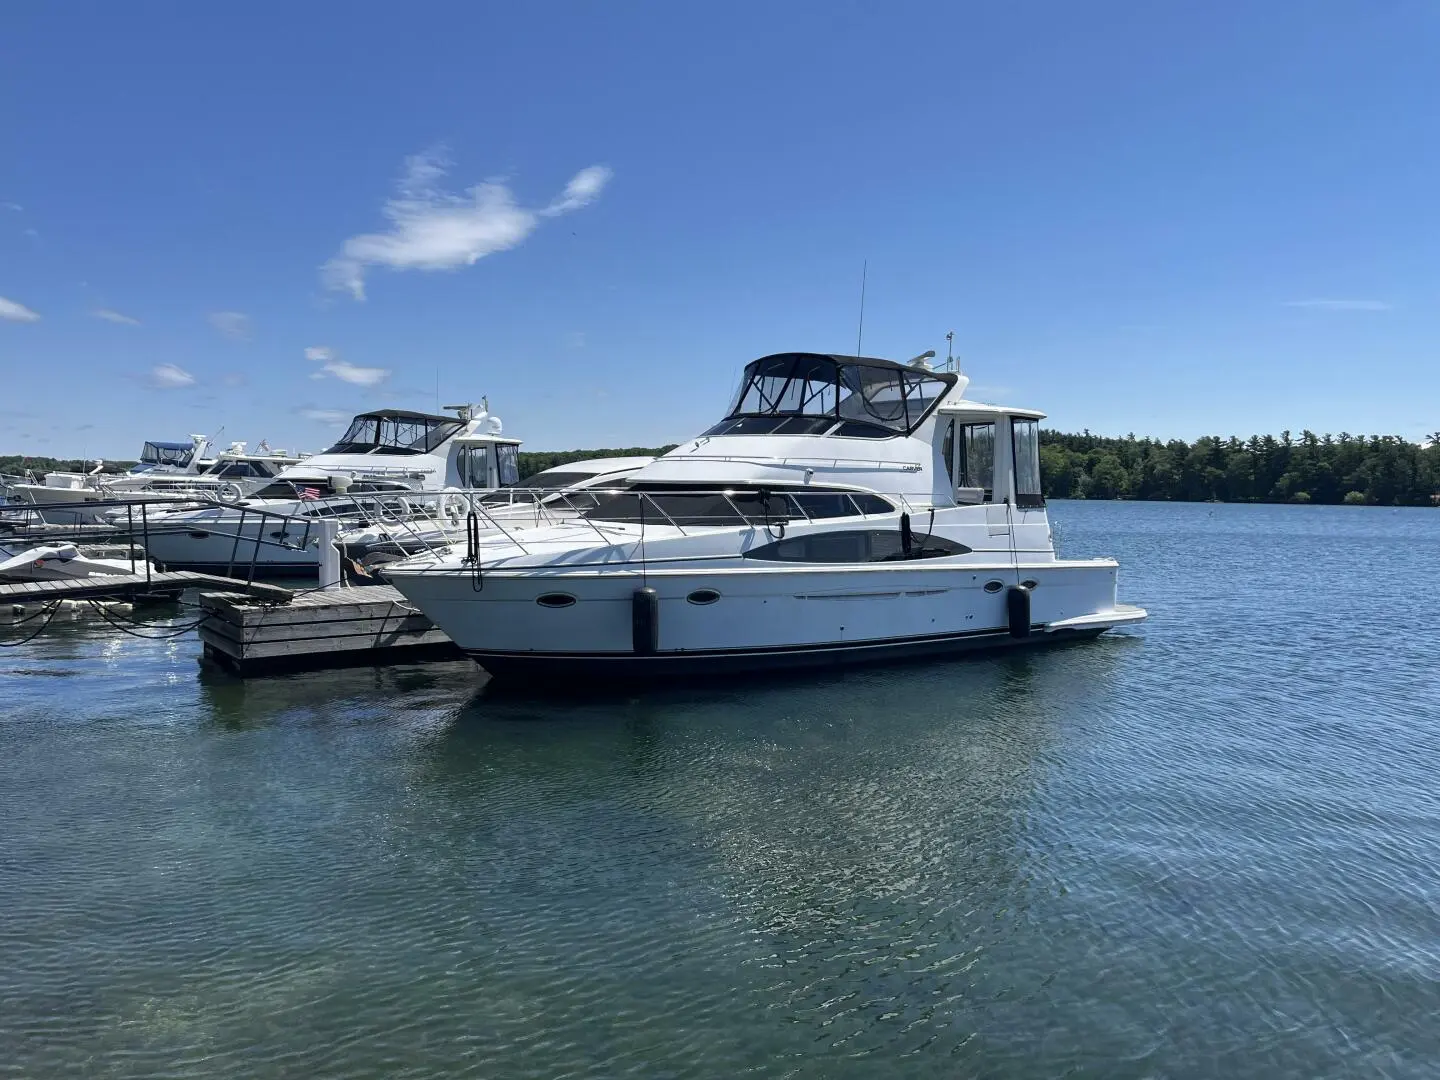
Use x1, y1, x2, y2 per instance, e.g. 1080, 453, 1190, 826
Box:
198, 585, 462, 676
0, 571, 294, 606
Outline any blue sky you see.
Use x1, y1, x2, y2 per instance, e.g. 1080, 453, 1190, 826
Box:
3, 2, 1438, 459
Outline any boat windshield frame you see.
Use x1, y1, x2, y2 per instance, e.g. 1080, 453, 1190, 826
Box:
139, 441, 196, 468
708, 353, 957, 439
322, 411, 464, 456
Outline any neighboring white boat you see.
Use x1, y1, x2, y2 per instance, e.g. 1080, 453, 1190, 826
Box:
137, 403, 520, 576
336, 456, 655, 575
0, 542, 152, 582
6, 437, 306, 525
384, 350, 1147, 682
6, 434, 212, 523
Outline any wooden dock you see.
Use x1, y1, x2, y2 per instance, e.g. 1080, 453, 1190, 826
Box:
198, 584, 462, 676
0, 571, 294, 605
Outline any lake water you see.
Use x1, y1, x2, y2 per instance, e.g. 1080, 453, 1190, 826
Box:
3, 500, 1439, 1078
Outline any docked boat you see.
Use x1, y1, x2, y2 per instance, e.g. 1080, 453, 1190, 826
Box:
338, 456, 654, 576
138, 404, 520, 576
0, 542, 152, 582
5, 435, 212, 523
383, 350, 1147, 681
5, 437, 306, 524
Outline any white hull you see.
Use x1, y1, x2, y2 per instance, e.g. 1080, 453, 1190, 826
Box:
389, 556, 1139, 679
142, 515, 323, 575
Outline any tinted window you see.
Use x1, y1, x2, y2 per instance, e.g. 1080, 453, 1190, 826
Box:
584, 487, 892, 527
850, 493, 894, 515
745, 529, 970, 563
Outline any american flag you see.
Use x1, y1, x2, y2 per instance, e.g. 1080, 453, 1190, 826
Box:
298, 486, 322, 500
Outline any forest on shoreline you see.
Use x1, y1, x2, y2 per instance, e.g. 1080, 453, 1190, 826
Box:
5, 430, 1439, 507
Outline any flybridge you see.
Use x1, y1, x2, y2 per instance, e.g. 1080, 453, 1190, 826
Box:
707, 352, 957, 439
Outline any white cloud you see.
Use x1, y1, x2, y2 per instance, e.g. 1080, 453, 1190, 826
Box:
542, 165, 613, 216
299, 408, 349, 425
306, 344, 389, 386
1285, 299, 1392, 311
0, 296, 40, 322
2, 202, 20, 212
92, 308, 141, 326
208, 311, 252, 339
150, 364, 195, 388
322, 148, 612, 300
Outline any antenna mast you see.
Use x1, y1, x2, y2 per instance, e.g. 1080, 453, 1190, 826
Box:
945, 330, 955, 372
855, 260, 867, 355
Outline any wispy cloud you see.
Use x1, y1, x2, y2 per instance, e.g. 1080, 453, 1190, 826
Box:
92, 307, 141, 326
306, 344, 390, 386
322, 148, 612, 301
0, 296, 41, 322
208, 311, 252, 339
1285, 299, 1393, 312
298, 407, 350, 425
150, 364, 195, 388
2, 202, 20, 212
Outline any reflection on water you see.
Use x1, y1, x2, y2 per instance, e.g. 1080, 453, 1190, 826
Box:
3, 501, 1440, 1077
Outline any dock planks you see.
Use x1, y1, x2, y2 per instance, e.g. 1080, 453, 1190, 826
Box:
0, 571, 294, 604
198, 584, 461, 675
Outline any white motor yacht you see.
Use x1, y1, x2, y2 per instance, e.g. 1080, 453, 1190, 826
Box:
6, 435, 212, 524
338, 456, 655, 575
384, 351, 1147, 681
138, 403, 520, 576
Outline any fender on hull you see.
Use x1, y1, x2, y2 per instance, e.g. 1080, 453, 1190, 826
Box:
465, 624, 1107, 683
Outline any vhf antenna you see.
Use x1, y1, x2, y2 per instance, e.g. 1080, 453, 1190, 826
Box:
855, 259, 867, 355
945, 330, 955, 372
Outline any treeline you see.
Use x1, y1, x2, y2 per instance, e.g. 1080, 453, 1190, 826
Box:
9, 434, 1440, 506
1041, 430, 1440, 505
0, 455, 133, 478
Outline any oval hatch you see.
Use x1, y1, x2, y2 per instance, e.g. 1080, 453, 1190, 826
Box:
687, 589, 721, 606
536, 593, 576, 609
983, 579, 1005, 594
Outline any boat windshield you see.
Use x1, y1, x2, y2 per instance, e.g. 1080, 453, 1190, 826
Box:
707, 353, 954, 438
323, 413, 463, 456
140, 441, 196, 468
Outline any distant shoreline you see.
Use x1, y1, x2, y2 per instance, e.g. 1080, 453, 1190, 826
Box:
6, 428, 1438, 508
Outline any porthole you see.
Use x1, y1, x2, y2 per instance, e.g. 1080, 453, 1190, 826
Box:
187, 531, 210, 540
536, 593, 576, 609
983, 580, 1005, 594
1021, 579, 1039, 590
687, 589, 721, 606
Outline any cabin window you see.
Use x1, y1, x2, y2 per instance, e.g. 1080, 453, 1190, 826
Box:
940, 419, 955, 483
497, 444, 520, 486
585, 486, 894, 527
744, 529, 970, 563
1011, 419, 1044, 508
957, 422, 995, 498
457, 445, 491, 489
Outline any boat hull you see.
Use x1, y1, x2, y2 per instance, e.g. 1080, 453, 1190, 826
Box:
463, 624, 1108, 682
388, 559, 1143, 683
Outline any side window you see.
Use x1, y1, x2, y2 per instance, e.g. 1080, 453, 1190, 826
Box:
497, 444, 520, 487
1011, 419, 1043, 508
459, 445, 491, 488
745, 530, 971, 562
940, 419, 955, 483
958, 423, 995, 497
848, 493, 894, 516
